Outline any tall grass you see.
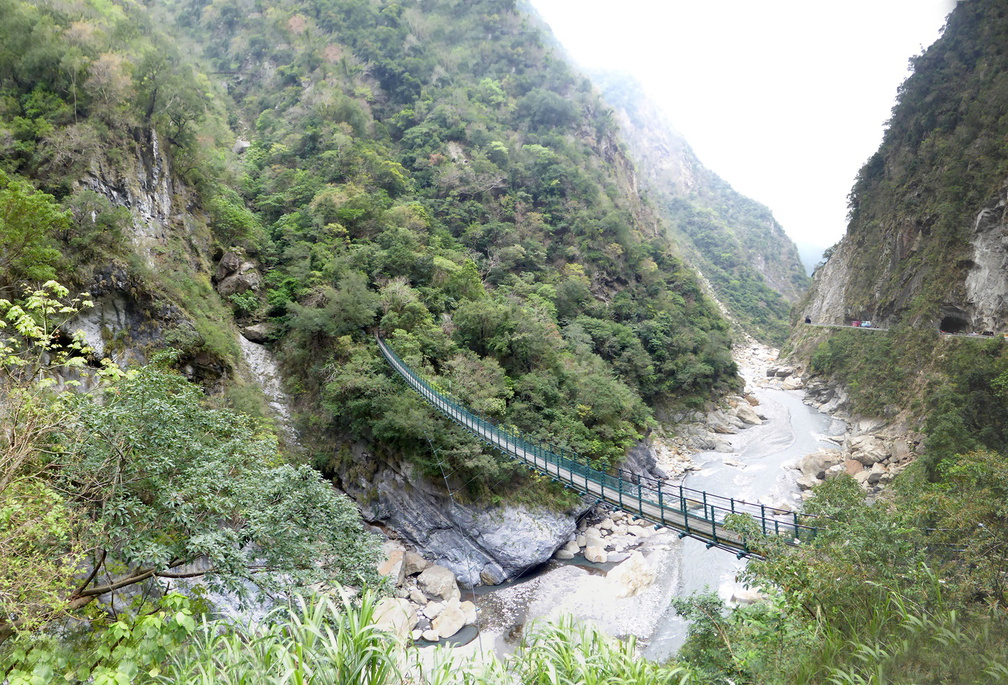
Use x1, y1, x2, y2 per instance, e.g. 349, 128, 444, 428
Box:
155, 593, 693, 685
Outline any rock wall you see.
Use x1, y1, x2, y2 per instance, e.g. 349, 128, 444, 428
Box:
340, 443, 588, 587
964, 182, 1008, 333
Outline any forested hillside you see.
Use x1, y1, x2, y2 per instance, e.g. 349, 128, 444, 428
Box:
161, 0, 740, 482
0, 0, 742, 649
594, 74, 809, 346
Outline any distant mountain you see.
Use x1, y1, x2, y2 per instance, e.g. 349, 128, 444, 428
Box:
592, 73, 810, 345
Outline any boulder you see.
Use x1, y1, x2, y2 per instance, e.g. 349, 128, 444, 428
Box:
824, 463, 846, 479
460, 600, 478, 626
422, 629, 440, 642
402, 551, 429, 577
735, 403, 762, 426
583, 528, 604, 548
408, 588, 427, 605
377, 545, 405, 585
782, 377, 804, 391
422, 601, 444, 620
844, 459, 864, 476
418, 565, 458, 601
626, 525, 650, 538
606, 551, 655, 598
340, 443, 583, 587
373, 598, 417, 640
214, 251, 243, 282
240, 322, 273, 343
554, 548, 575, 560
849, 436, 890, 466
797, 449, 843, 479
774, 366, 795, 378
796, 474, 820, 491
217, 268, 261, 297
867, 463, 888, 485
584, 545, 608, 563
431, 599, 467, 639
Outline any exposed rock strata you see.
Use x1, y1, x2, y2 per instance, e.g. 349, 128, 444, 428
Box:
340, 444, 586, 587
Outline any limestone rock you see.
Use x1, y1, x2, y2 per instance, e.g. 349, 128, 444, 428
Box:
824, 463, 846, 479
782, 376, 804, 391
460, 600, 477, 626
796, 474, 820, 491
241, 322, 273, 343
431, 599, 466, 639
584, 545, 608, 563
844, 459, 864, 476
626, 525, 650, 538
402, 551, 429, 577
735, 403, 762, 425
339, 443, 584, 587
606, 551, 655, 598
377, 545, 405, 585
422, 629, 439, 642
554, 548, 575, 560
408, 588, 427, 605
867, 463, 888, 485
849, 435, 890, 466
422, 601, 444, 620
418, 565, 458, 601
373, 598, 416, 639
797, 449, 843, 479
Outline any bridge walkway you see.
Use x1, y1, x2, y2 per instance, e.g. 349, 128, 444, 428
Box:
377, 336, 819, 556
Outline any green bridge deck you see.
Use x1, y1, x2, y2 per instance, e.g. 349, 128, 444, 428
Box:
377, 335, 818, 556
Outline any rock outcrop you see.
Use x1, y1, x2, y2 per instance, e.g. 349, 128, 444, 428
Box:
341, 444, 584, 587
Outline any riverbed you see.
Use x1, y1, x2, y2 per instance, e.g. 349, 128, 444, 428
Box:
462, 349, 846, 662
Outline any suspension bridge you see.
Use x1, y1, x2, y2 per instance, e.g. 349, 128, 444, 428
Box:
377, 336, 819, 557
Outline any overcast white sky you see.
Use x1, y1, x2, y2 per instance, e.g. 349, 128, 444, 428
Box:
530, 0, 958, 263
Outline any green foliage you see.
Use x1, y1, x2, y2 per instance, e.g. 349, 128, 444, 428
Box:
0, 170, 66, 293
2, 591, 699, 684
840, 0, 1008, 323
56, 365, 380, 605
807, 328, 914, 416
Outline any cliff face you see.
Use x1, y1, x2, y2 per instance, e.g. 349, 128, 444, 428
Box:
592, 73, 809, 345
801, 0, 1008, 333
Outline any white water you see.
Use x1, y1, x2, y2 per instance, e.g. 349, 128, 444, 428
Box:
236, 335, 298, 445
643, 385, 845, 660
464, 352, 845, 661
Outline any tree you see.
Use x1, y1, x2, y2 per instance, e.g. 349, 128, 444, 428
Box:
53, 365, 380, 614
0, 284, 379, 641
0, 170, 65, 295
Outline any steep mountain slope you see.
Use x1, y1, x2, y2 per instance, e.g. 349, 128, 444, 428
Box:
0, 0, 741, 584
801, 0, 1008, 333
594, 73, 810, 345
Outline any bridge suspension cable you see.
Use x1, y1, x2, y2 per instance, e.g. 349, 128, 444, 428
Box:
377, 335, 819, 556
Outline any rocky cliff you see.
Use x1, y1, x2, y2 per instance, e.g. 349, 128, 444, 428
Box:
800, 0, 1008, 333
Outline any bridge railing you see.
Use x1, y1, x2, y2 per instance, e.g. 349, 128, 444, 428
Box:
377, 335, 819, 546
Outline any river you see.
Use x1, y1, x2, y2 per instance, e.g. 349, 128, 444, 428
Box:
463, 359, 846, 662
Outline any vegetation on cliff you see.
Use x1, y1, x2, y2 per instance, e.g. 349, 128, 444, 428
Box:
0, 0, 746, 656
158, 0, 740, 487
593, 74, 810, 346
814, 0, 1008, 324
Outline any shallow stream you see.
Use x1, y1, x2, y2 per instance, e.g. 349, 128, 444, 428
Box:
466, 384, 846, 662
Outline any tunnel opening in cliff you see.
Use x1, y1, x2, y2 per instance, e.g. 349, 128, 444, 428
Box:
939, 315, 970, 333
